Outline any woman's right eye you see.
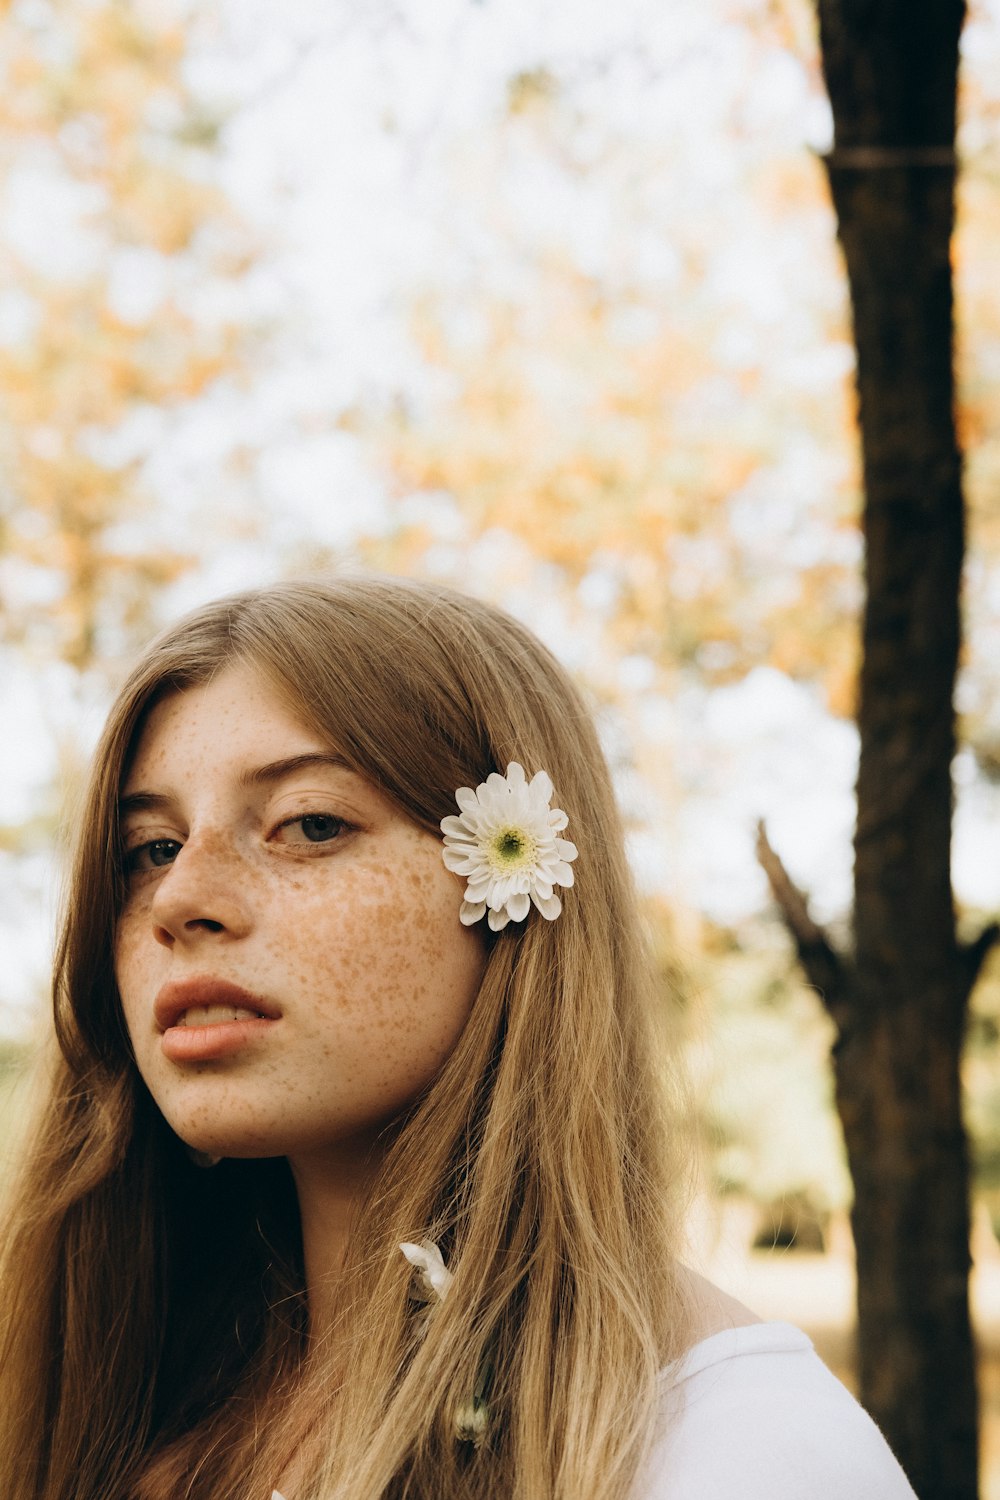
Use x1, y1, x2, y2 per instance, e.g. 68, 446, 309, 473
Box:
126, 839, 183, 874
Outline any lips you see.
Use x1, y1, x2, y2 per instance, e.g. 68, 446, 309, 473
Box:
154, 976, 281, 1033
152, 977, 281, 1064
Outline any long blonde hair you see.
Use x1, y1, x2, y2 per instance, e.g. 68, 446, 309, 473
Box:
0, 576, 692, 1500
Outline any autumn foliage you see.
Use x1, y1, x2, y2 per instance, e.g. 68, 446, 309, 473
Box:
0, 0, 251, 668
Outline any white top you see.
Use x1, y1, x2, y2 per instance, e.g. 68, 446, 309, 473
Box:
637, 1321, 918, 1499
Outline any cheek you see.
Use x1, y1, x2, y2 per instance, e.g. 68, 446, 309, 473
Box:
383, 857, 485, 1008
296, 858, 484, 1057
112, 912, 148, 1036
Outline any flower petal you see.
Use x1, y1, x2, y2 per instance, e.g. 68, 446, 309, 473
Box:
443, 848, 479, 874
488, 907, 512, 931
528, 769, 554, 803
455, 787, 480, 815
555, 838, 578, 861
440, 815, 474, 838
460, 900, 487, 925
507, 890, 530, 922
531, 889, 563, 920
399, 1239, 453, 1301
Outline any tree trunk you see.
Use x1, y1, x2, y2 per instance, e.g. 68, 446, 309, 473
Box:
755, 5, 997, 1496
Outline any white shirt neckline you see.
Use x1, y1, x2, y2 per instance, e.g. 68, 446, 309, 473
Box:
662, 1320, 813, 1388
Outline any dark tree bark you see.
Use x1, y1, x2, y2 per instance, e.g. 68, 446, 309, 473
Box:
755, 5, 1000, 1498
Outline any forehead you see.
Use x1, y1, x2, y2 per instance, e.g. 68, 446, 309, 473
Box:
123, 663, 329, 789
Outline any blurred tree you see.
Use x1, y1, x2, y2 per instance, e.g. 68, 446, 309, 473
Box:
757, 4, 997, 1496
0, 0, 252, 675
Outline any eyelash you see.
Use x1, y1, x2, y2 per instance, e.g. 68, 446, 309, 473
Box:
275, 812, 349, 847
122, 813, 350, 876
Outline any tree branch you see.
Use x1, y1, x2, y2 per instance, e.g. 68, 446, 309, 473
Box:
755, 819, 851, 1025
959, 920, 1000, 1003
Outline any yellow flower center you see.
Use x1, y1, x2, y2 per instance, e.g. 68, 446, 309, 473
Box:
488, 825, 537, 871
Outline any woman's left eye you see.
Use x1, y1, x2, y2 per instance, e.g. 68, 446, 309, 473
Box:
276, 814, 347, 845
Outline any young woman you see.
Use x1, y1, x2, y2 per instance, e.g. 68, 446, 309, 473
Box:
0, 576, 915, 1499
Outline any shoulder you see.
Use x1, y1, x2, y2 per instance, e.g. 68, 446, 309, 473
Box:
635, 1322, 918, 1500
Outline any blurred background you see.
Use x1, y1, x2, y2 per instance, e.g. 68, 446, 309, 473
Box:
3, 0, 1000, 1486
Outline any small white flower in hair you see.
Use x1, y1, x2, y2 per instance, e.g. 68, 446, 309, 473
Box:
399, 1239, 454, 1302
440, 762, 578, 931
455, 1396, 489, 1447
400, 1241, 493, 1447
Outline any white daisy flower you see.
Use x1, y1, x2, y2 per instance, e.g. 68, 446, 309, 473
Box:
440, 762, 578, 931
399, 1239, 454, 1302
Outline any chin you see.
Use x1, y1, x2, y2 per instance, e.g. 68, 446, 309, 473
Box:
167, 1118, 289, 1161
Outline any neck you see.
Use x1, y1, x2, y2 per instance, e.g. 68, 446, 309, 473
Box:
288, 1138, 386, 1340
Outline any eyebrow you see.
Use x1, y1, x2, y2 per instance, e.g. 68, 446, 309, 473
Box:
118, 753, 357, 818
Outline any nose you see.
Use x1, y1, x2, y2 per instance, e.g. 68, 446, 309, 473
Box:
149, 831, 253, 949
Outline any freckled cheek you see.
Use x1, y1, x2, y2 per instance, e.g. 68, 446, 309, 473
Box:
262, 882, 395, 1023
289, 883, 479, 1067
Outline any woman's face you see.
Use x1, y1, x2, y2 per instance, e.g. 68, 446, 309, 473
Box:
114, 662, 486, 1163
